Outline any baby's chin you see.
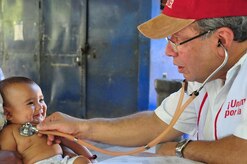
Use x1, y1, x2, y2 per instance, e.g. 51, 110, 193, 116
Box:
31, 117, 45, 125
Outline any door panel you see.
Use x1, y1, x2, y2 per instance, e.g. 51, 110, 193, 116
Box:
86, 0, 150, 117
0, 0, 40, 82
40, 0, 86, 117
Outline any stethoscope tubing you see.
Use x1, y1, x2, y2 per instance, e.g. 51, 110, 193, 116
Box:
39, 45, 229, 156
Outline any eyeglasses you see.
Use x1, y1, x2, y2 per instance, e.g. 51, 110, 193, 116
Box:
166, 30, 212, 53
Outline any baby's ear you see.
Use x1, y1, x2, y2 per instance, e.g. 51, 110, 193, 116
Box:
3, 107, 13, 121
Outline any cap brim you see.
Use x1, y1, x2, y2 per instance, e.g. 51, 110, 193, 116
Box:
138, 14, 195, 39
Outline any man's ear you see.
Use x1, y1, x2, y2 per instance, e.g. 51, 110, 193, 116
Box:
215, 27, 234, 57
216, 27, 234, 47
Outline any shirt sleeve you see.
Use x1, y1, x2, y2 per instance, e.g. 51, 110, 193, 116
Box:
154, 87, 198, 136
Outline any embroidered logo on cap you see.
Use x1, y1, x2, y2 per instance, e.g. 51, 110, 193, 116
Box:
166, 0, 174, 9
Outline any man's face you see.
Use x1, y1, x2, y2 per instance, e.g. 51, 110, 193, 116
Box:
165, 25, 225, 83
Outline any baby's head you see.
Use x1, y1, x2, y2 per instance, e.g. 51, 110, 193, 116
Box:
0, 76, 47, 125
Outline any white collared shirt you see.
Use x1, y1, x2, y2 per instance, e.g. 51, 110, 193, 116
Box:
155, 52, 247, 141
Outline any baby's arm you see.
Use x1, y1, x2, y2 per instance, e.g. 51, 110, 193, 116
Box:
60, 138, 95, 159
0, 125, 18, 151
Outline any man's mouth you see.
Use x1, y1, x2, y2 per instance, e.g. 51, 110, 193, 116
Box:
177, 66, 184, 73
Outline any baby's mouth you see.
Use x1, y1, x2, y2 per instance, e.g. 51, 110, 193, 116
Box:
32, 114, 45, 124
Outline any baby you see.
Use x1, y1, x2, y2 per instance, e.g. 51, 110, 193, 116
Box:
0, 76, 94, 164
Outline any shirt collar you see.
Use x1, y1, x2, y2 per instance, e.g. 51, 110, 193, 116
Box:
226, 52, 247, 81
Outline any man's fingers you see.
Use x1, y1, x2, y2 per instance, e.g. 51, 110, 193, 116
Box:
36, 121, 50, 130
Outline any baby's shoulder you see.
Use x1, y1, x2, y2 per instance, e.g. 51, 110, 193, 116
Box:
1, 123, 21, 133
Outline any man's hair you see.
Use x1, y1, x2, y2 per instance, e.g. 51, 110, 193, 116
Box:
196, 16, 247, 42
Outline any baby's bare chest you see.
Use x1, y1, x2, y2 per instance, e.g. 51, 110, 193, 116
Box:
13, 126, 48, 154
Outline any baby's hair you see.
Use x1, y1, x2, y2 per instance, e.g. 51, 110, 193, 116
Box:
0, 76, 37, 102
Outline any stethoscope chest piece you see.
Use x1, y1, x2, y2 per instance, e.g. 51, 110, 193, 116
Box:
19, 122, 38, 137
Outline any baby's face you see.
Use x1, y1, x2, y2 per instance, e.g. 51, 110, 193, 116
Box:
4, 83, 47, 125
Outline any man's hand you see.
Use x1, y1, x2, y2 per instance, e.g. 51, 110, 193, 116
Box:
37, 112, 85, 145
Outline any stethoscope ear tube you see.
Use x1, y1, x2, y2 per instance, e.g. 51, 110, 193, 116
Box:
196, 44, 228, 93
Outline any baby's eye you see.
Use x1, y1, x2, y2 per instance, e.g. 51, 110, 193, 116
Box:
27, 102, 34, 105
39, 98, 44, 103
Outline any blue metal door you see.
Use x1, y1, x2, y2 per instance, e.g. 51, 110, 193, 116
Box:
40, 0, 86, 117
0, 0, 151, 118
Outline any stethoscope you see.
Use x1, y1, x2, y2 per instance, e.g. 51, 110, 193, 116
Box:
19, 43, 228, 156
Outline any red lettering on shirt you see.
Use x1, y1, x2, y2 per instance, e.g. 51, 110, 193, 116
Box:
225, 98, 246, 118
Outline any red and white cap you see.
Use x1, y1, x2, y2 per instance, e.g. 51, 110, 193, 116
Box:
138, 0, 247, 39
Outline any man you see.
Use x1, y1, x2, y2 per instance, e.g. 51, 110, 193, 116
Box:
37, 0, 247, 163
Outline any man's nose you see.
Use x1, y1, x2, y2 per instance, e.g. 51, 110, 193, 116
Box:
165, 44, 178, 57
